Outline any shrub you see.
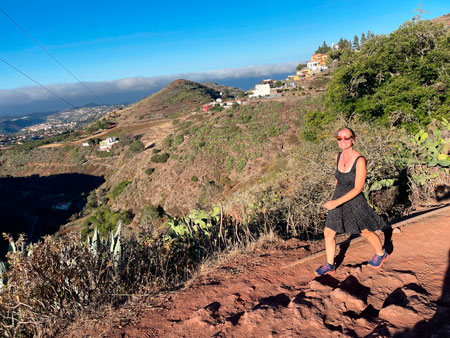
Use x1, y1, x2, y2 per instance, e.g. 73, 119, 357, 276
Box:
97, 150, 113, 158
173, 134, 184, 147
84, 205, 133, 237
145, 168, 155, 175
150, 153, 169, 163
0, 207, 260, 336
128, 140, 145, 153
140, 204, 162, 225
191, 175, 199, 182
164, 135, 174, 148
107, 180, 131, 201
210, 105, 223, 112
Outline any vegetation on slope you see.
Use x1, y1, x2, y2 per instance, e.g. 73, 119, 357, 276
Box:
323, 20, 450, 129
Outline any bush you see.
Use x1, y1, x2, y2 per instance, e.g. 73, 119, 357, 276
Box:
325, 20, 450, 128
150, 153, 169, 163
145, 168, 155, 175
191, 175, 199, 182
107, 180, 131, 201
173, 134, 184, 147
128, 140, 145, 153
84, 205, 133, 237
0, 207, 260, 336
140, 204, 162, 224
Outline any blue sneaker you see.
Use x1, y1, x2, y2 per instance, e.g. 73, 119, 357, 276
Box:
315, 262, 336, 277
368, 249, 389, 268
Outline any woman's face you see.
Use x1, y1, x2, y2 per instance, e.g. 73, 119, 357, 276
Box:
337, 129, 354, 151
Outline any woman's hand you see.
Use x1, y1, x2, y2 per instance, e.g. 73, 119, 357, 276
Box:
323, 200, 338, 210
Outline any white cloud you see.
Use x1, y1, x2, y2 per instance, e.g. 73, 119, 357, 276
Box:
0, 62, 299, 115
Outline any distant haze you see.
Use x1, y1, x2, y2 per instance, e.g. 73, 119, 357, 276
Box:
0, 62, 298, 117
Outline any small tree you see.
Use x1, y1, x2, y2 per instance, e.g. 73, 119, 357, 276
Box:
360, 32, 367, 46
315, 40, 331, 54
352, 35, 360, 50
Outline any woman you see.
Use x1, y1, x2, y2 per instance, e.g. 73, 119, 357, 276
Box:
315, 127, 388, 277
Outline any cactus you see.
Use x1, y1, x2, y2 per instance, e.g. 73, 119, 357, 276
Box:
406, 121, 450, 188
369, 178, 396, 192
411, 125, 450, 168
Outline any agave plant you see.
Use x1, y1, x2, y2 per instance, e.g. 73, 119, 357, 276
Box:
86, 222, 122, 263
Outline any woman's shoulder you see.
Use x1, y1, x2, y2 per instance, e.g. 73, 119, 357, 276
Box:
354, 152, 367, 167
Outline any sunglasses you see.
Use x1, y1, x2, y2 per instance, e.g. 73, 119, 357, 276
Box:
336, 135, 353, 141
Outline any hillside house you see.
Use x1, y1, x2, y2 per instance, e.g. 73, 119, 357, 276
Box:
249, 84, 271, 98
260, 79, 276, 86
202, 104, 212, 112
98, 136, 119, 152
311, 53, 329, 65
307, 61, 320, 71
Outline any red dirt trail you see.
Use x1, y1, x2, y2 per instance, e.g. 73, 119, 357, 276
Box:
69, 207, 450, 338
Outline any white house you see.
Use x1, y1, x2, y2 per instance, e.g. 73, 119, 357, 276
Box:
307, 61, 320, 71
98, 136, 119, 152
249, 84, 271, 98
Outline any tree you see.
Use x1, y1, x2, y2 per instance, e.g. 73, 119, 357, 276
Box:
337, 38, 351, 51
412, 3, 428, 21
367, 30, 375, 40
315, 41, 331, 54
296, 63, 307, 71
352, 35, 360, 50
360, 32, 367, 46
324, 20, 450, 128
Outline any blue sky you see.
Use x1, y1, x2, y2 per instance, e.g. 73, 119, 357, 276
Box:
0, 0, 449, 115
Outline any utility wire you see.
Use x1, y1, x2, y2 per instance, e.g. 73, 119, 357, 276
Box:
0, 7, 108, 106
0, 56, 76, 108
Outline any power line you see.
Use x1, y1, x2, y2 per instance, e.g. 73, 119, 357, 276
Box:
0, 56, 76, 108
0, 7, 108, 106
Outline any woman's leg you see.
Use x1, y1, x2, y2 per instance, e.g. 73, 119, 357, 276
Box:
361, 229, 384, 256
324, 227, 337, 265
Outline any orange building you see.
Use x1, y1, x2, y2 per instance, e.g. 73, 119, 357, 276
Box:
311, 53, 329, 66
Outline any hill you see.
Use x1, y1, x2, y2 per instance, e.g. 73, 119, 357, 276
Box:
432, 13, 450, 28
116, 79, 224, 124
202, 82, 245, 99
0, 115, 45, 134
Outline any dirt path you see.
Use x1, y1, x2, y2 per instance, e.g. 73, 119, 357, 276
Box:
67, 207, 450, 338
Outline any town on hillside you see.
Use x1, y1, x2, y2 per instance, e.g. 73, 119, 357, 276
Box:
201, 52, 330, 113
0, 104, 124, 148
